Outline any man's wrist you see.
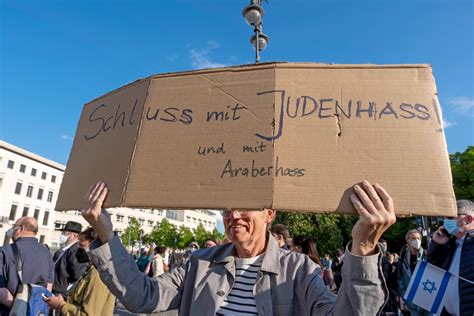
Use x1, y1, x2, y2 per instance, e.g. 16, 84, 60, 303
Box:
98, 230, 114, 243
350, 240, 377, 256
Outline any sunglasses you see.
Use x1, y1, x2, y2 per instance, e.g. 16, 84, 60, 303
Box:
220, 210, 262, 219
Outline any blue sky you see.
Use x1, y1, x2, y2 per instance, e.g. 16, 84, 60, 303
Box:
1, 0, 472, 165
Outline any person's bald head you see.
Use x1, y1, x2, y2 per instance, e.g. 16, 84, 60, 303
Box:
13, 217, 38, 240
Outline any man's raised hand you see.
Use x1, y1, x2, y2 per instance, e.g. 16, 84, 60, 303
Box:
350, 180, 396, 256
82, 181, 114, 243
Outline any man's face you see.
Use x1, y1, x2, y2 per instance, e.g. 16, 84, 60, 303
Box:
78, 237, 90, 251
205, 240, 216, 248
222, 209, 275, 249
407, 232, 421, 245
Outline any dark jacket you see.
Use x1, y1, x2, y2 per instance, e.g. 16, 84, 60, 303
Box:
53, 242, 88, 298
427, 235, 474, 315
0, 237, 54, 315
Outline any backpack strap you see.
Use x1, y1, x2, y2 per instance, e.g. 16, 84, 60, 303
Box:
11, 243, 23, 283
11, 243, 25, 295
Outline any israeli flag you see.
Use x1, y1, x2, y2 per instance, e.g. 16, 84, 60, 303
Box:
403, 261, 453, 314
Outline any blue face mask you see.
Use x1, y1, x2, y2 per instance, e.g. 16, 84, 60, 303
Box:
444, 219, 459, 236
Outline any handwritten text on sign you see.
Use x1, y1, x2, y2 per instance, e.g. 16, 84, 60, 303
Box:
83, 89, 441, 179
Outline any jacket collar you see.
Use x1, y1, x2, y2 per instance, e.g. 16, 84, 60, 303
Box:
213, 233, 281, 275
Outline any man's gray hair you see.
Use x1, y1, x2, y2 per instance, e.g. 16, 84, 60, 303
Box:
405, 228, 421, 241
457, 199, 474, 216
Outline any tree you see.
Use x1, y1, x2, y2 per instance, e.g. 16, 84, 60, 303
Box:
450, 146, 474, 200
176, 225, 194, 249
193, 223, 210, 247
147, 218, 179, 248
120, 218, 142, 247
274, 212, 350, 256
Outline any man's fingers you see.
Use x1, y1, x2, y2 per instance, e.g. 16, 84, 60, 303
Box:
86, 183, 98, 200
350, 194, 371, 218
91, 182, 105, 202
97, 186, 108, 205
362, 180, 385, 211
373, 183, 394, 213
354, 184, 377, 214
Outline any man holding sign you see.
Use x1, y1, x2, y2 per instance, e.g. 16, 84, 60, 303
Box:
81, 180, 395, 315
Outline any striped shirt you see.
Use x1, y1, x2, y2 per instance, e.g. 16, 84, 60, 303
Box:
216, 255, 263, 316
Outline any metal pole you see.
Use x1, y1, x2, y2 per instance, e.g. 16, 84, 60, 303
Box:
128, 228, 131, 254
255, 27, 260, 63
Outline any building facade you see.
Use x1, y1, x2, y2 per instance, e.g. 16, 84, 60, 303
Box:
0, 140, 218, 249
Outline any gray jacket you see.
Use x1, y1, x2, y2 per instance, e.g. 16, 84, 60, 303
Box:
89, 235, 387, 315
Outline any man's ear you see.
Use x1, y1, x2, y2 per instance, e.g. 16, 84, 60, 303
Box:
264, 208, 276, 223
464, 215, 473, 225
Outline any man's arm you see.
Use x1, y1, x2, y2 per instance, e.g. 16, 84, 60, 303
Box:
82, 181, 185, 313
332, 181, 395, 314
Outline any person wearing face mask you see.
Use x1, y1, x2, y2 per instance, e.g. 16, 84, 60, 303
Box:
44, 228, 115, 315
52, 221, 88, 301
427, 199, 474, 316
398, 229, 432, 315
0, 217, 54, 314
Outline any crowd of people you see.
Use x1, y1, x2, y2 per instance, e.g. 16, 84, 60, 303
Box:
0, 179, 472, 315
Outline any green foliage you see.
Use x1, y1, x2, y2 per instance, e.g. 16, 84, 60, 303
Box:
381, 217, 416, 253
120, 218, 141, 246
147, 218, 179, 248
193, 223, 209, 247
274, 212, 356, 256
450, 146, 474, 200
193, 224, 224, 248
176, 226, 194, 249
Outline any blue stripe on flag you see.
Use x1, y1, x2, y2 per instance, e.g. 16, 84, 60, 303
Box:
406, 261, 427, 302
431, 270, 451, 313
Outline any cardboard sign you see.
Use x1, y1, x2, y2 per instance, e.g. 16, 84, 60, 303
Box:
56, 63, 456, 216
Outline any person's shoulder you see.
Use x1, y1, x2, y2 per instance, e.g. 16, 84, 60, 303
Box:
190, 243, 233, 261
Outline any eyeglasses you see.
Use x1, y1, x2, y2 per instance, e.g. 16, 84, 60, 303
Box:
220, 210, 261, 219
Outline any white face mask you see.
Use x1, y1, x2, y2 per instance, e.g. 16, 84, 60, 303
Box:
6, 228, 13, 239
59, 234, 68, 245
410, 239, 422, 250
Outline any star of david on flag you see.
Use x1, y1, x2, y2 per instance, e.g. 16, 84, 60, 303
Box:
403, 261, 453, 314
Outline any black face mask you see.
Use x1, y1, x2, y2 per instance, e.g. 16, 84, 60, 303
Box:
75, 248, 90, 264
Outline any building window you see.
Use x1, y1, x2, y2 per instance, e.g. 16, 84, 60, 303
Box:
47, 191, 53, 202
9, 205, 18, 221
14, 182, 22, 195
31, 168, 37, 177
51, 175, 56, 183
139, 218, 144, 226
37, 188, 44, 200
20, 164, 26, 173
43, 211, 49, 225
7, 160, 14, 169
148, 220, 153, 227
149, 209, 154, 214
22, 207, 29, 217
116, 215, 124, 223
26, 185, 33, 198
166, 210, 178, 221
54, 222, 64, 230
33, 209, 40, 220
39, 235, 45, 243
41, 172, 47, 180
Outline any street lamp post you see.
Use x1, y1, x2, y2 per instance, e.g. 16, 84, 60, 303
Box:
242, 0, 269, 63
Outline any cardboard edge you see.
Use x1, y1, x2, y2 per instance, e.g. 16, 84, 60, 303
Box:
119, 79, 152, 206
85, 63, 433, 108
